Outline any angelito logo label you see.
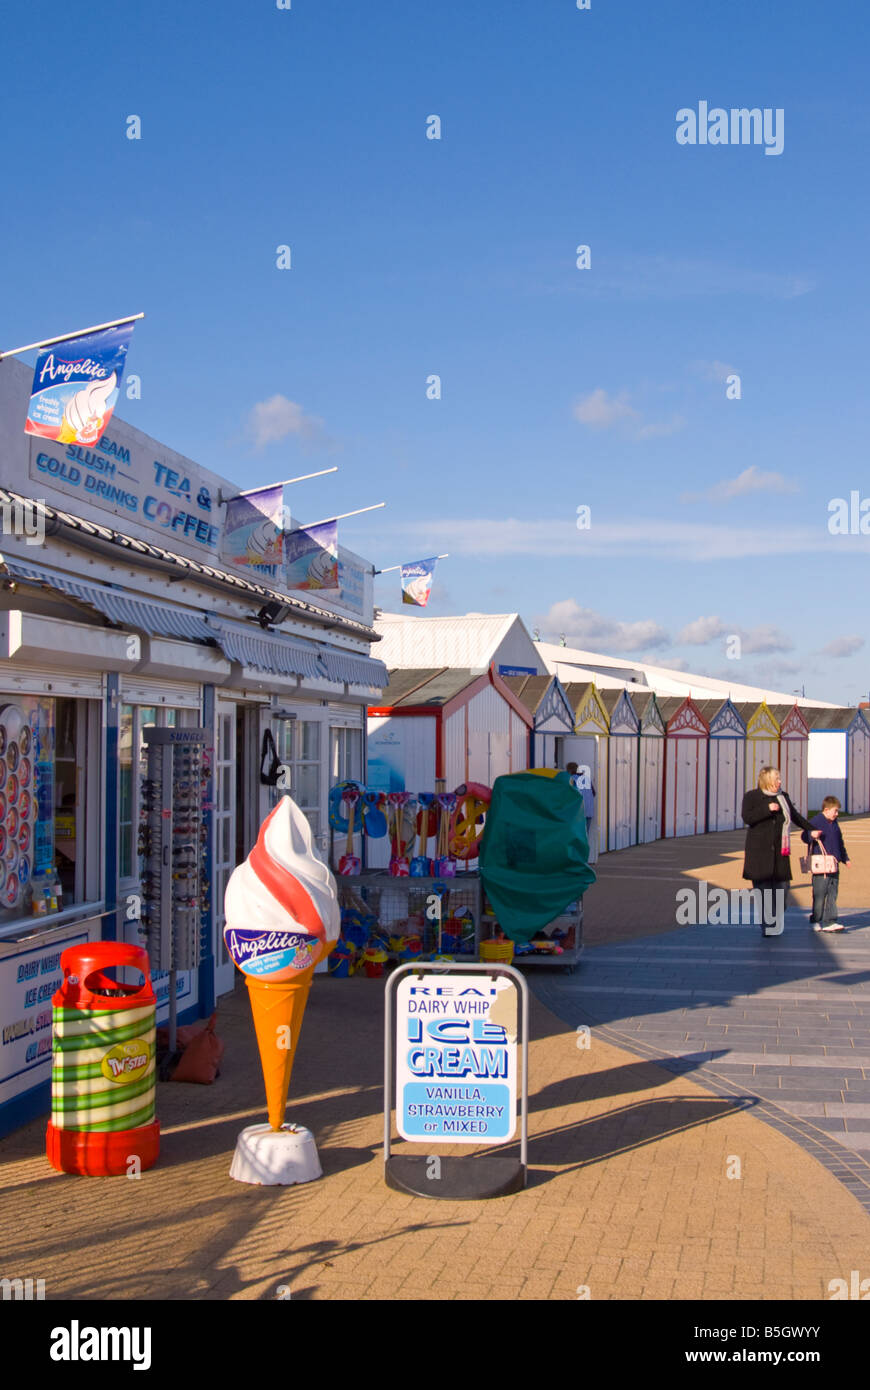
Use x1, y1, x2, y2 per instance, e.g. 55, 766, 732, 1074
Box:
224, 928, 320, 977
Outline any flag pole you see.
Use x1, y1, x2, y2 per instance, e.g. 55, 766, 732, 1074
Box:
218, 467, 338, 505
293, 502, 386, 530
0, 313, 145, 361
374, 554, 449, 575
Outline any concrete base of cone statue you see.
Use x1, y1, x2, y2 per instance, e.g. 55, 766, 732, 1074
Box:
229, 1123, 323, 1186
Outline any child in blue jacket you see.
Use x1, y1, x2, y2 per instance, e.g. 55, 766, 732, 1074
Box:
801, 796, 851, 932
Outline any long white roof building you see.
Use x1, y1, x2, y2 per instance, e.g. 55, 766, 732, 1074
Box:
374, 612, 844, 709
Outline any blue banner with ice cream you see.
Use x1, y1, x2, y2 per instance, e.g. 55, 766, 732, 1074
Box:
24, 323, 135, 445
284, 519, 339, 592
220, 485, 284, 576
401, 557, 438, 607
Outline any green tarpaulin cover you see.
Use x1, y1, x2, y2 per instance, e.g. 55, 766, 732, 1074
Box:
478, 771, 597, 943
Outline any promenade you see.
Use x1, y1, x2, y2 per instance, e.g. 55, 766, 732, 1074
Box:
1, 818, 868, 1301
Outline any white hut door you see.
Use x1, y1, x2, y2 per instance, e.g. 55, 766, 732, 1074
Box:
747, 738, 777, 793
488, 732, 510, 783
848, 730, 870, 814
639, 741, 663, 843
711, 740, 739, 831
783, 741, 807, 816
608, 740, 630, 851
676, 743, 703, 837
562, 735, 599, 861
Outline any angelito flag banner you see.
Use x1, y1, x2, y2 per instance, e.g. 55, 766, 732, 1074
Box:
401, 556, 438, 606
24, 322, 135, 445
284, 519, 339, 591
220, 485, 284, 575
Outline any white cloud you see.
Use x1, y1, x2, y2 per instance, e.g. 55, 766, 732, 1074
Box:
818, 635, 865, 659
573, 388, 685, 441
572, 388, 637, 429
636, 414, 686, 439
247, 395, 325, 448
750, 658, 804, 679
537, 599, 669, 653
363, 516, 869, 563
693, 359, 736, 383
740, 626, 794, 655
652, 655, 692, 671
677, 616, 728, 645
571, 255, 814, 301
681, 465, 800, 504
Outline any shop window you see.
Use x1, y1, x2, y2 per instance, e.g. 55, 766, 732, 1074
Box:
0, 695, 97, 928
330, 726, 362, 785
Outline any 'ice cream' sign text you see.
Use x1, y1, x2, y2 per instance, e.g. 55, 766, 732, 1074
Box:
396, 976, 518, 1142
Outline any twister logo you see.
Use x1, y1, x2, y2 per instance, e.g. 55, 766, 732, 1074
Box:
225, 928, 321, 978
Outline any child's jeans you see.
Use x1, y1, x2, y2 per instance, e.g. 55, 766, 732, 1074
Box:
810, 872, 840, 926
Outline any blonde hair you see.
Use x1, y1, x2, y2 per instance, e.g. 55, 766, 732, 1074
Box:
758, 766, 781, 792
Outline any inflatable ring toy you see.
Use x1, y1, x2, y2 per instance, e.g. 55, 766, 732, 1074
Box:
328, 781, 361, 833
448, 782, 492, 860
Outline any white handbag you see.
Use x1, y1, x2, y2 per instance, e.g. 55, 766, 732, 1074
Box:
810, 846, 838, 874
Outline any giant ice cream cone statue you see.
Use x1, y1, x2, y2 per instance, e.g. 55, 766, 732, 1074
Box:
223, 795, 340, 1183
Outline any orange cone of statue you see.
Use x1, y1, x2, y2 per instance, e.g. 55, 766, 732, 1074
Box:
245, 971, 315, 1130
224, 795, 340, 1133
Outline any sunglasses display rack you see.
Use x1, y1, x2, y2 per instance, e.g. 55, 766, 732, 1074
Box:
140, 728, 208, 976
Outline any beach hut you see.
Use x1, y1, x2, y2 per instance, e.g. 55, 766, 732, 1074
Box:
769, 703, 810, 815
806, 708, 870, 814
561, 682, 610, 862
659, 696, 710, 838
632, 691, 665, 843
696, 697, 747, 832
367, 665, 532, 792
501, 673, 575, 769
599, 689, 640, 851
740, 701, 781, 795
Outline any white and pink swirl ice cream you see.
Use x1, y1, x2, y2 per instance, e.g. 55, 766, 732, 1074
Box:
58, 372, 118, 445
223, 794, 340, 981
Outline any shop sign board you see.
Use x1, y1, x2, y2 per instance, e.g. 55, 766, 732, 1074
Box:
1, 360, 377, 618
0, 928, 88, 1106
395, 972, 517, 1143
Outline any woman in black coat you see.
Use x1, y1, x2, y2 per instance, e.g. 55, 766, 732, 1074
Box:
742, 766, 821, 934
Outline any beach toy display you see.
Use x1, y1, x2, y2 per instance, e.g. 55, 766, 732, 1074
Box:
337, 785, 361, 876
434, 792, 458, 875
223, 794, 340, 1185
388, 792, 413, 876
360, 789, 387, 838
410, 793, 435, 876
362, 942, 389, 978
46, 942, 159, 1177
449, 782, 492, 861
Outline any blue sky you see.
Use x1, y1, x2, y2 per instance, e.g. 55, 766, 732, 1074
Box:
2, 0, 869, 701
